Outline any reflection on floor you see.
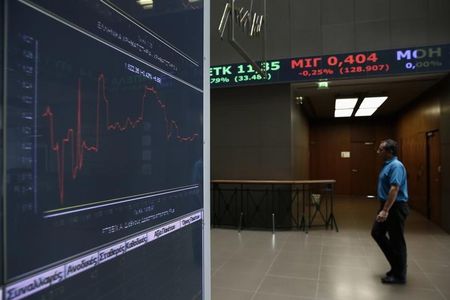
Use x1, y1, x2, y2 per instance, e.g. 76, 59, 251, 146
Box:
211, 196, 450, 300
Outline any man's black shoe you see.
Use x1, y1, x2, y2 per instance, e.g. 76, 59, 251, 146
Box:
381, 275, 406, 284
385, 270, 393, 277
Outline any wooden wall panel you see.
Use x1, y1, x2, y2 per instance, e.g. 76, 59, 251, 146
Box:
310, 119, 394, 195
396, 92, 440, 215
310, 122, 351, 194
399, 134, 427, 215
397, 96, 440, 137
440, 76, 450, 232
350, 121, 376, 142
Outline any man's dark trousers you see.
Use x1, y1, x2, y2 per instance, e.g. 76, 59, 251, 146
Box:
371, 201, 409, 279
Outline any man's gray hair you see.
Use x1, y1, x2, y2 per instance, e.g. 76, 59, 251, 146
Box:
381, 139, 398, 156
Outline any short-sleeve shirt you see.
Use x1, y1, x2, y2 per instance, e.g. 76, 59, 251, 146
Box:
377, 156, 408, 202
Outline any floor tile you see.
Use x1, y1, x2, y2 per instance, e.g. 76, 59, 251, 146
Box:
212, 269, 265, 291
212, 287, 253, 300
211, 196, 450, 300
268, 260, 319, 279
253, 292, 313, 300
256, 275, 317, 298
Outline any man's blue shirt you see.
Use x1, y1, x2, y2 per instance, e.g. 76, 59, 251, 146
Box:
377, 156, 408, 202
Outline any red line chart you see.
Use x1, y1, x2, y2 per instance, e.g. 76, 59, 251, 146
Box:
42, 73, 199, 205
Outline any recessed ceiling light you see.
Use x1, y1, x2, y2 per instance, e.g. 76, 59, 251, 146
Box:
137, 0, 153, 9
335, 98, 358, 110
334, 109, 353, 118
355, 107, 378, 117
137, 0, 153, 4
359, 96, 388, 109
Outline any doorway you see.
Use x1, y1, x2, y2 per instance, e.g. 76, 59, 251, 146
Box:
351, 142, 377, 196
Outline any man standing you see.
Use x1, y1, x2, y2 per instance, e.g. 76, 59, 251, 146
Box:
371, 139, 409, 284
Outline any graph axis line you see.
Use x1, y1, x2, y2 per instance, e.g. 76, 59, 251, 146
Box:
44, 184, 199, 216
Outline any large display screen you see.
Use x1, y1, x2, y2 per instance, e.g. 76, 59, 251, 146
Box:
2, 0, 204, 299
210, 44, 450, 87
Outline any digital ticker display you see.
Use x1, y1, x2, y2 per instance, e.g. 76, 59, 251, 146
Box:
210, 44, 450, 87
2, 0, 204, 299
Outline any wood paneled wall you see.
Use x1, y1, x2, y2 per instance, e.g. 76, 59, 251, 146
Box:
310, 122, 351, 195
440, 76, 450, 232
310, 119, 395, 195
396, 86, 441, 217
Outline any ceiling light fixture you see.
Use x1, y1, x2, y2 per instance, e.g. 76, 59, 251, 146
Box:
334, 97, 357, 118
359, 96, 388, 108
137, 0, 153, 9
355, 96, 388, 117
137, 0, 153, 4
334, 109, 353, 118
355, 108, 378, 117
335, 98, 358, 110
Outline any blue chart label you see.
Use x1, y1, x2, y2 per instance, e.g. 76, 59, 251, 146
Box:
5, 211, 203, 300
210, 45, 450, 87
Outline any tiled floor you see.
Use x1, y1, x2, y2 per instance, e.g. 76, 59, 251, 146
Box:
211, 196, 450, 300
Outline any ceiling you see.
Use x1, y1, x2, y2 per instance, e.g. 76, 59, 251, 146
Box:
292, 73, 448, 120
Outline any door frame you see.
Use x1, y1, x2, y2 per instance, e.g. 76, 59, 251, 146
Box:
426, 129, 441, 223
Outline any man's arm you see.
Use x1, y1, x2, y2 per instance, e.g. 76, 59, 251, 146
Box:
376, 185, 399, 222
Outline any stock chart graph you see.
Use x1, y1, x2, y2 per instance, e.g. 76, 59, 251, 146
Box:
41, 73, 199, 205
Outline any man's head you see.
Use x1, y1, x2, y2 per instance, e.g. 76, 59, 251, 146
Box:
377, 139, 398, 160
